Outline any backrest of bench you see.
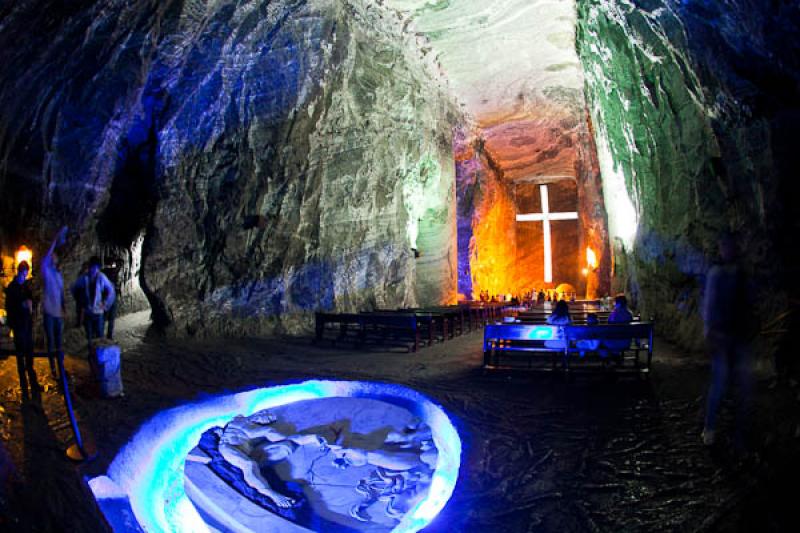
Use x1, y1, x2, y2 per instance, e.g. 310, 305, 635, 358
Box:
316, 312, 362, 323
563, 322, 653, 341
362, 313, 418, 328
484, 324, 560, 345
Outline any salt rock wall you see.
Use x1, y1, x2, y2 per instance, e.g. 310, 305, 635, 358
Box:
455, 131, 519, 300
578, 0, 800, 352
0, 0, 461, 335
575, 112, 612, 300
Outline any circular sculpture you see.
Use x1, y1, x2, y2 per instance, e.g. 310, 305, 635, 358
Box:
90, 381, 461, 533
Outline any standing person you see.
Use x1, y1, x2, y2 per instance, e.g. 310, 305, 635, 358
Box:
102, 258, 121, 340
72, 256, 116, 353
4, 261, 36, 399
701, 233, 755, 448
41, 227, 68, 377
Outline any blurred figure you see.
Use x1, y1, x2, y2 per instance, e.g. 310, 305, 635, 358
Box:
576, 313, 601, 356
545, 300, 571, 349
608, 294, 633, 323
604, 293, 634, 353
702, 232, 755, 448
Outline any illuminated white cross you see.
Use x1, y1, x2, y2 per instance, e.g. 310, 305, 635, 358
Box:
516, 184, 578, 283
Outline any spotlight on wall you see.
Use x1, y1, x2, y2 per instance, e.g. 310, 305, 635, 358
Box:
15, 246, 32, 270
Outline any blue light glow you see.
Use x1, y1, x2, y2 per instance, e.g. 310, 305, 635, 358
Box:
91, 380, 461, 532
528, 326, 555, 340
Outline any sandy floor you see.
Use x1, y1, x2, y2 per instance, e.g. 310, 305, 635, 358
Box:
1, 311, 799, 532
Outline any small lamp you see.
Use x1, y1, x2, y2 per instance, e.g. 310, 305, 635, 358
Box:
15, 246, 32, 271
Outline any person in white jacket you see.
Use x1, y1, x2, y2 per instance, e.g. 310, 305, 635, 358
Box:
72, 255, 115, 349
41, 226, 68, 376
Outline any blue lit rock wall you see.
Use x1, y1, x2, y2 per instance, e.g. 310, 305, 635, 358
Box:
0, 0, 460, 335
577, 0, 800, 352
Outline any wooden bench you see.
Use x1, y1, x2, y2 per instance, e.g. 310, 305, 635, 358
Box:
410, 306, 467, 338
314, 312, 421, 352
369, 310, 438, 346
563, 322, 654, 374
515, 311, 611, 325
483, 324, 566, 370
483, 322, 655, 375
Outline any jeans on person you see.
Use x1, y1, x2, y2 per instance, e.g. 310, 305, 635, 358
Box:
84, 312, 104, 344
12, 323, 35, 397
105, 300, 117, 340
705, 333, 753, 443
43, 313, 64, 353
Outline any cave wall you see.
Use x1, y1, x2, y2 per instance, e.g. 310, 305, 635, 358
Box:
455, 104, 612, 301
577, 0, 800, 352
0, 0, 461, 335
455, 131, 519, 300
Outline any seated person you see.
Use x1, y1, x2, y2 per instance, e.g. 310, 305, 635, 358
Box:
608, 294, 634, 323
604, 294, 634, 352
575, 313, 601, 355
544, 300, 571, 349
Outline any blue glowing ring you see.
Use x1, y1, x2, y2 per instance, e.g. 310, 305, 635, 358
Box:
92, 380, 461, 532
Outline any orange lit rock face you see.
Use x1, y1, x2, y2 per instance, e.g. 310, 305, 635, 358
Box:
457, 138, 585, 298
469, 177, 518, 298
481, 114, 579, 182
456, 100, 602, 299
456, 99, 592, 299
575, 113, 611, 298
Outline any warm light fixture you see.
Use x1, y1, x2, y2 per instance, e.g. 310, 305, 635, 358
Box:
15, 246, 32, 270
586, 246, 597, 270
582, 267, 589, 276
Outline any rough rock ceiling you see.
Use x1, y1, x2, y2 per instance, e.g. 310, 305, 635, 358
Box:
386, 0, 585, 180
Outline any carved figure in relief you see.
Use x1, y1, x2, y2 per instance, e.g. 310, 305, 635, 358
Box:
331, 421, 438, 521
216, 409, 327, 508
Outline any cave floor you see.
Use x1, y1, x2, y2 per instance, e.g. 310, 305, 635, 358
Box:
1, 312, 799, 532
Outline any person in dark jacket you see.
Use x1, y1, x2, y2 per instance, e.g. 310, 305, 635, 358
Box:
4, 261, 36, 400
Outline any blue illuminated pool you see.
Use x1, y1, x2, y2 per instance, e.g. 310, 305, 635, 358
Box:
89, 380, 461, 532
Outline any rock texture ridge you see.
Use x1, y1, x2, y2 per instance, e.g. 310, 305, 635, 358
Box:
0, 0, 461, 335
578, 0, 800, 351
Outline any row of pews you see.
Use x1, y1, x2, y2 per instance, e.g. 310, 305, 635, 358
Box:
314, 303, 514, 352
484, 301, 654, 376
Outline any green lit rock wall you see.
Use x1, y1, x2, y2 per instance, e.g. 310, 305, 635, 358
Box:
577, 0, 800, 353
0, 0, 460, 336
